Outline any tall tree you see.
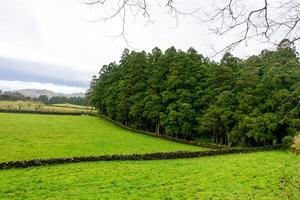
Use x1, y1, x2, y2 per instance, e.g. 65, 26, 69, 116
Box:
88, 42, 300, 146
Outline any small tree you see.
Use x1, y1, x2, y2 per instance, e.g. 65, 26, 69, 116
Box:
38, 95, 49, 104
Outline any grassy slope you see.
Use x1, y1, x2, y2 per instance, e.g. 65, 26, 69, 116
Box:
0, 113, 205, 162
0, 151, 298, 199
0, 101, 93, 114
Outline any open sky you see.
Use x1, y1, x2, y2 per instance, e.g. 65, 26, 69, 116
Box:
0, 0, 297, 93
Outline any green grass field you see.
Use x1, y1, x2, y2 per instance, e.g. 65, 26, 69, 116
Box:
0, 101, 94, 114
0, 112, 298, 199
0, 113, 205, 162
0, 151, 298, 199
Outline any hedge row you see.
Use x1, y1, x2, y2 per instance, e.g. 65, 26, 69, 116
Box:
0, 109, 96, 116
48, 104, 93, 111
0, 145, 288, 170
97, 114, 229, 149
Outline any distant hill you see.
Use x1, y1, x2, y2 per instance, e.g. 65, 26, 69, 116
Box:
16, 89, 85, 98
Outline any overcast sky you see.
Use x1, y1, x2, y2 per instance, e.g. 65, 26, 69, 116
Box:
0, 0, 297, 93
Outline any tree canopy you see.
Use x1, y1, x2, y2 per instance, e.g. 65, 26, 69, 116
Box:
88, 41, 300, 146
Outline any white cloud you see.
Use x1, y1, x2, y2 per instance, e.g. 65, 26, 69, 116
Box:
0, 0, 298, 93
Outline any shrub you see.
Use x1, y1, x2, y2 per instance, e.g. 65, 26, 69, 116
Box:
291, 135, 300, 155
282, 136, 294, 145
294, 134, 300, 145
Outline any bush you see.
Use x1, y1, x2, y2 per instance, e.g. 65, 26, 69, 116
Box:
294, 134, 300, 145
291, 135, 300, 155
282, 136, 294, 145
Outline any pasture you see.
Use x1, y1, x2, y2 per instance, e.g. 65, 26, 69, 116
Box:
0, 113, 205, 162
0, 101, 94, 114
0, 112, 298, 199
0, 151, 298, 199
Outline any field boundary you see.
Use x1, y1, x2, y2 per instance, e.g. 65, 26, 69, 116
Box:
97, 114, 228, 149
48, 104, 93, 111
0, 109, 96, 116
0, 145, 288, 170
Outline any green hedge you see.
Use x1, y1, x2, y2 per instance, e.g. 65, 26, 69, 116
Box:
0, 145, 288, 170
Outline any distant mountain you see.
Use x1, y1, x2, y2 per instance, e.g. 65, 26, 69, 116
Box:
16, 89, 85, 98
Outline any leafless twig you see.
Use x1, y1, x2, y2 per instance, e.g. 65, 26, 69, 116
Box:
80, 0, 300, 53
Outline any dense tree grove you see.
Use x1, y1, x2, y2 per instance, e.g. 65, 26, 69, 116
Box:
0, 92, 30, 101
43, 96, 88, 106
88, 40, 300, 146
0, 91, 88, 106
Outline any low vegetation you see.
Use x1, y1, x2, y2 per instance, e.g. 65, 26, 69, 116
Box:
0, 151, 298, 199
51, 103, 93, 110
0, 95, 298, 199
0, 91, 88, 106
291, 135, 300, 154
0, 112, 298, 199
0, 113, 205, 162
0, 101, 93, 114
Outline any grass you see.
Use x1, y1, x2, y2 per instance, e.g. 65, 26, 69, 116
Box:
0, 151, 298, 199
0, 113, 206, 162
51, 103, 93, 110
0, 100, 94, 114
0, 111, 298, 199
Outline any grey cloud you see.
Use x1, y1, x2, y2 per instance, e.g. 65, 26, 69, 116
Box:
0, 56, 90, 88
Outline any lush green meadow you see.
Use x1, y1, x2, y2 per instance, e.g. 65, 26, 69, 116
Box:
0, 151, 298, 199
0, 101, 94, 114
0, 113, 205, 162
0, 112, 298, 199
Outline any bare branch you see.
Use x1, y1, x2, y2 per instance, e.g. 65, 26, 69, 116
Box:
80, 0, 300, 53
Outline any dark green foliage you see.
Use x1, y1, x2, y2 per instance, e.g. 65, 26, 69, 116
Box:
48, 96, 88, 106
88, 41, 300, 146
0, 92, 88, 106
282, 136, 294, 145
0, 92, 30, 101
98, 113, 228, 150
38, 95, 49, 104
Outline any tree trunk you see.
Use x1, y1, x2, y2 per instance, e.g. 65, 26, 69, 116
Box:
226, 127, 229, 146
156, 121, 160, 134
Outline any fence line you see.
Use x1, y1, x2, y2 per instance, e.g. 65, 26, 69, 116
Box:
0, 145, 288, 170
